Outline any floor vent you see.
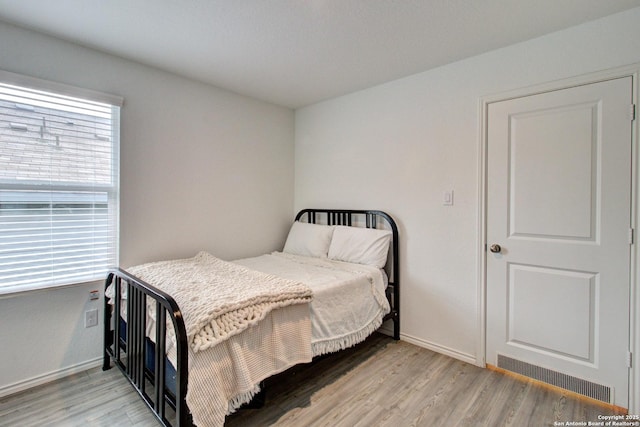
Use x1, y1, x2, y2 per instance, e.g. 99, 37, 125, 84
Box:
497, 354, 611, 403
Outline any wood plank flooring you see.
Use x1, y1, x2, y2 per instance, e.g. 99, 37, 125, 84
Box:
0, 334, 624, 426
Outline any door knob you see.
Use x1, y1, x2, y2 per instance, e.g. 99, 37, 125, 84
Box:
489, 244, 502, 253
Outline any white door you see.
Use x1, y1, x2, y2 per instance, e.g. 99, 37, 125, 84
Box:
486, 77, 633, 407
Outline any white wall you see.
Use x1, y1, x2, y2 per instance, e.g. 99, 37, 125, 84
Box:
0, 21, 295, 394
295, 7, 640, 365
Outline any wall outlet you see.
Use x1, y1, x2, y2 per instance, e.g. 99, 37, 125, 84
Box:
85, 309, 98, 328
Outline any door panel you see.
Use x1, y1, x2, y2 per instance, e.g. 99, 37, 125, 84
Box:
486, 77, 632, 407
508, 264, 595, 361
509, 102, 597, 240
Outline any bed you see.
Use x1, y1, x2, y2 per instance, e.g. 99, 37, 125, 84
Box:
102, 209, 400, 426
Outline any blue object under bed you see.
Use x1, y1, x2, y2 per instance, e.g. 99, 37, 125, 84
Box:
119, 317, 177, 395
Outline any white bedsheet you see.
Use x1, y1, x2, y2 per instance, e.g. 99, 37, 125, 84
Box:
234, 252, 390, 356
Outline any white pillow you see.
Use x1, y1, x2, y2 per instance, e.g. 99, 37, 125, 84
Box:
328, 226, 392, 268
283, 221, 335, 258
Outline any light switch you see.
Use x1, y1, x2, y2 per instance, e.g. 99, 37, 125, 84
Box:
443, 190, 454, 206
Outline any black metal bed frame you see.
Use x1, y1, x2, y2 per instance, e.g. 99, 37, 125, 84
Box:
103, 209, 400, 426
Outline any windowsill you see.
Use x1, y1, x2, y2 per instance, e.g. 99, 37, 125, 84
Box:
0, 279, 104, 299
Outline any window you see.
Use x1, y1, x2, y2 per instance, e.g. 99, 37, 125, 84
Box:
0, 71, 122, 294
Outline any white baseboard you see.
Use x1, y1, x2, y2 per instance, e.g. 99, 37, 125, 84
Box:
0, 357, 103, 399
400, 332, 480, 366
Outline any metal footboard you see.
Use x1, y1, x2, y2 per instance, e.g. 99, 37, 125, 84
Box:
103, 268, 191, 427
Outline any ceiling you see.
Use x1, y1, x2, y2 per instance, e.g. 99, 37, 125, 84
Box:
1, 1, 639, 109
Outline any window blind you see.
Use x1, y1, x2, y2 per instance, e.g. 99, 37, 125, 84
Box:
0, 73, 121, 294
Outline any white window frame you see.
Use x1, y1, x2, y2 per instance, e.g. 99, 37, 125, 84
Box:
0, 70, 123, 295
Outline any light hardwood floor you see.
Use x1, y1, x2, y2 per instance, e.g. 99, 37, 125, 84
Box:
0, 334, 624, 426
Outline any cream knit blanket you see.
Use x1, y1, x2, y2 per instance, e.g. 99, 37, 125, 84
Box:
125, 251, 313, 353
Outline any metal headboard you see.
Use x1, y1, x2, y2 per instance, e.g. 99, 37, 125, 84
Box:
294, 208, 400, 340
